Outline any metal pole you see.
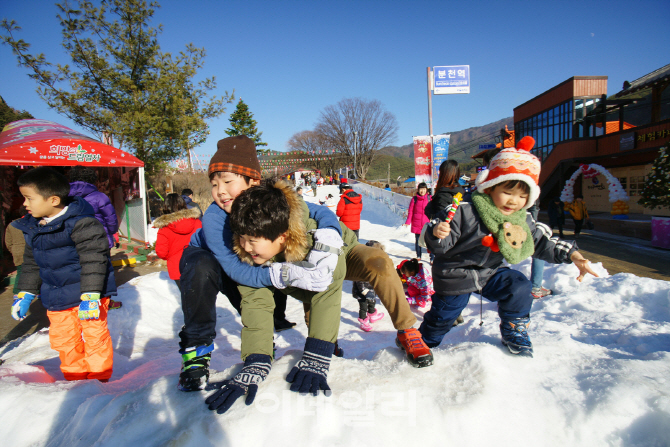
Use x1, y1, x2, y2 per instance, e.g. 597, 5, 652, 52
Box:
427, 67, 433, 136
353, 131, 358, 179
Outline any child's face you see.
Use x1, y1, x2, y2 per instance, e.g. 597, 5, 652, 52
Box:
19, 185, 61, 218
238, 233, 287, 264
418, 187, 427, 196
210, 172, 260, 213
488, 183, 529, 215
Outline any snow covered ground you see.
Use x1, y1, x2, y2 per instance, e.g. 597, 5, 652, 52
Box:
1, 184, 669, 446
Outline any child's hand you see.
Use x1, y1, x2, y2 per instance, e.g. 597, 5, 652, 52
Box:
433, 221, 451, 239
570, 251, 599, 282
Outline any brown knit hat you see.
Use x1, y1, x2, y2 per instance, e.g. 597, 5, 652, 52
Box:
208, 135, 261, 179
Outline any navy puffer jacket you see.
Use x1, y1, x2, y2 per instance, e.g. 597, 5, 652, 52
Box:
69, 181, 119, 248
425, 201, 578, 295
13, 196, 117, 311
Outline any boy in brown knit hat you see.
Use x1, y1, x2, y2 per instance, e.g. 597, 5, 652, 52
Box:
177, 136, 345, 391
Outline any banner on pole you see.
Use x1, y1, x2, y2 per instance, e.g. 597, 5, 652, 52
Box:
433, 65, 470, 95
413, 136, 433, 185
432, 134, 450, 181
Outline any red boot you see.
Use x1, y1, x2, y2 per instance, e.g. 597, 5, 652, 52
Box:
395, 328, 433, 368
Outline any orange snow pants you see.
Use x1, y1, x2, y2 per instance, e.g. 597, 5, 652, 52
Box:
46, 297, 114, 381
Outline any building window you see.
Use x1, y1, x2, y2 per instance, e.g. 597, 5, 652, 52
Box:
618, 177, 627, 193
629, 175, 646, 196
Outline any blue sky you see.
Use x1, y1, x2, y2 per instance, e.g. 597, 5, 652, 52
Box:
2, 0, 669, 164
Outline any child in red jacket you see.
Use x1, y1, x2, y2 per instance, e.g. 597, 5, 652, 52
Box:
336, 184, 362, 238
154, 194, 202, 291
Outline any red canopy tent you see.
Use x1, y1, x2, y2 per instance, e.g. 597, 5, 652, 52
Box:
0, 119, 149, 248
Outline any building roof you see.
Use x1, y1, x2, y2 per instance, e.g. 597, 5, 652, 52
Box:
595, 121, 636, 134
471, 126, 515, 159
614, 63, 670, 97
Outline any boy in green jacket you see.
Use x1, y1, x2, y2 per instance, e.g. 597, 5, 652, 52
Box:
206, 179, 355, 413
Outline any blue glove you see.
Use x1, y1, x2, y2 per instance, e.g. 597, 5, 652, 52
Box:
206, 354, 272, 414
78, 293, 101, 320
286, 337, 335, 396
11, 291, 37, 321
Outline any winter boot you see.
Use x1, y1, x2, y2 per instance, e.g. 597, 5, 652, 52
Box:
358, 316, 373, 332
274, 317, 297, 332
395, 328, 434, 368
109, 299, 123, 310
500, 317, 533, 357
531, 287, 553, 299
452, 314, 465, 326
334, 341, 344, 358
178, 343, 214, 391
367, 309, 385, 323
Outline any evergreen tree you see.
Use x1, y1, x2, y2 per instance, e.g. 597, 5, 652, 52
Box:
0, 96, 33, 131
1, 0, 231, 174
638, 145, 670, 210
225, 99, 267, 149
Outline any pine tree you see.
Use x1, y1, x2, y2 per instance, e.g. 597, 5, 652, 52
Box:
225, 99, 268, 149
0, 96, 33, 131
1, 0, 231, 174
638, 145, 670, 210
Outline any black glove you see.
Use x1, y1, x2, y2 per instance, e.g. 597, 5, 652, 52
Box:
205, 354, 272, 414
286, 337, 335, 396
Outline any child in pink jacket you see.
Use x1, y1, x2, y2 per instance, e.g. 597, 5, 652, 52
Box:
397, 258, 435, 309
404, 182, 432, 261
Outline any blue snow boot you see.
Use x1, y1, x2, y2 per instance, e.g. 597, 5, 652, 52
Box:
500, 317, 533, 357
178, 344, 214, 391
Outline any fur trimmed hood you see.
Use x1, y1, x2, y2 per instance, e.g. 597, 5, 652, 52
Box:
153, 207, 202, 231
234, 180, 311, 265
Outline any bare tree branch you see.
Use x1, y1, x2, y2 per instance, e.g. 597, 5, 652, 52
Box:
315, 97, 398, 179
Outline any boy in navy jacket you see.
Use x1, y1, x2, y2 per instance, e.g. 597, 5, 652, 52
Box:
12, 167, 116, 381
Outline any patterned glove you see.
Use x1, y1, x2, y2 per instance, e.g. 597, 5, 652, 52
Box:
78, 293, 101, 320
269, 261, 333, 292
206, 354, 272, 414
286, 337, 335, 396
11, 292, 37, 321
306, 228, 343, 274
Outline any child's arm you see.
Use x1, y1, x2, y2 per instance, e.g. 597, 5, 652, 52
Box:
201, 207, 334, 292
200, 210, 274, 288
530, 218, 598, 281
71, 218, 112, 295
15, 243, 41, 294
424, 205, 464, 255
570, 250, 598, 282
404, 197, 415, 226
306, 202, 342, 236
96, 192, 120, 235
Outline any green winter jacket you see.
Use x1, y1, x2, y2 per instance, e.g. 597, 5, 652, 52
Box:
234, 180, 359, 360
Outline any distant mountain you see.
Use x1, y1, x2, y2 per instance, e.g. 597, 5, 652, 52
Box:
378, 117, 514, 164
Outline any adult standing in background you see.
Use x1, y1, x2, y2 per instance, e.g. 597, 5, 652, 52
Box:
181, 188, 203, 215
548, 197, 566, 238
565, 195, 589, 238
424, 160, 465, 220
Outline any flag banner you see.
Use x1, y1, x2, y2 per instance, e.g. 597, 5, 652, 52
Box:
413, 136, 433, 185
432, 134, 450, 182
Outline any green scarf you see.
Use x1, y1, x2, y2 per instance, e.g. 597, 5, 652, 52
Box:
471, 191, 534, 264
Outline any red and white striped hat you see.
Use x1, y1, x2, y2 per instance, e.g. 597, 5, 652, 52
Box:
475, 136, 540, 209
